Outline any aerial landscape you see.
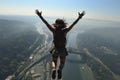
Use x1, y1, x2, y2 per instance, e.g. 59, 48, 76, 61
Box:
0, 0, 120, 80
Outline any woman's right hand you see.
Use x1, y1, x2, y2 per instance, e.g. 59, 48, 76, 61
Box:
78, 11, 85, 18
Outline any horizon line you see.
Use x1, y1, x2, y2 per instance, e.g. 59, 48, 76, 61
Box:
0, 14, 120, 23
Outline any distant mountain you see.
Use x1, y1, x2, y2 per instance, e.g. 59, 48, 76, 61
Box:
0, 19, 45, 80
0, 19, 36, 40
77, 27, 120, 52
77, 27, 120, 80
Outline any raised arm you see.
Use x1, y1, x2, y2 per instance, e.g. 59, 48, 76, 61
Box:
35, 10, 54, 31
66, 11, 85, 32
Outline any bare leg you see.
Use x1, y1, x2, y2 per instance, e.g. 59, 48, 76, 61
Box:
52, 57, 58, 79
59, 56, 66, 70
58, 56, 66, 79
52, 57, 58, 70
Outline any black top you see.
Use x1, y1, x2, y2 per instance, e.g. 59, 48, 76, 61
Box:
53, 28, 67, 49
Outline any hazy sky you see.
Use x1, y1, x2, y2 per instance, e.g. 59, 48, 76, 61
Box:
0, 0, 120, 22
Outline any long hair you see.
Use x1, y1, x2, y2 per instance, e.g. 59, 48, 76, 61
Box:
53, 18, 67, 29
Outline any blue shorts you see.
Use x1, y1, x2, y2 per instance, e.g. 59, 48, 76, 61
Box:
50, 48, 68, 58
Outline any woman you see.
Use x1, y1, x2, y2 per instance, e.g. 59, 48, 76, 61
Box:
35, 10, 85, 79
